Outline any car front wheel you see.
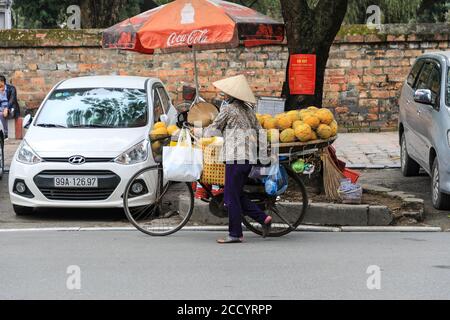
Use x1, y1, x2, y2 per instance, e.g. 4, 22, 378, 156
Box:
400, 132, 420, 177
431, 159, 450, 210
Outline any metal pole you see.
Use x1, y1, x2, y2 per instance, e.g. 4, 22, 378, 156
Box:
193, 47, 200, 103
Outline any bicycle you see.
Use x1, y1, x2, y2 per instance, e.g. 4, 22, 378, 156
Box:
122, 147, 309, 237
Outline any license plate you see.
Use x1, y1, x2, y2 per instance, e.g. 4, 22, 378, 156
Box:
54, 176, 98, 188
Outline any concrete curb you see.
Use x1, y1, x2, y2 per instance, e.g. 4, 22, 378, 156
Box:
191, 199, 393, 227
340, 226, 442, 232
362, 183, 426, 223
346, 164, 401, 169
0, 226, 444, 233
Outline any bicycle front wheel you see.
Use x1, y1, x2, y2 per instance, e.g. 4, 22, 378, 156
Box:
242, 165, 308, 237
123, 166, 194, 236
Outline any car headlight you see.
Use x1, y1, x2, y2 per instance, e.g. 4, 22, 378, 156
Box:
16, 140, 42, 165
114, 140, 150, 165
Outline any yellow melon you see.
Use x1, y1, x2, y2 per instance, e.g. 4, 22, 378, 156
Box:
167, 125, 179, 136
280, 128, 296, 143
330, 120, 338, 136
292, 120, 304, 129
294, 123, 312, 142
263, 118, 278, 130
150, 127, 168, 140
286, 110, 301, 122
310, 130, 318, 141
315, 108, 334, 125
307, 106, 319, 112
153, 122, 166, 130
266, 129, 280, 143
277, 116, 293, 130
299, 109, 314, 120
256, 114, 264, 126
316, 124, 332, 139
303, 115, 320, 129
199, 137, 216, 146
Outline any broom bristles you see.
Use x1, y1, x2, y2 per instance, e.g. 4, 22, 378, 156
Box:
321, 149, 345, 201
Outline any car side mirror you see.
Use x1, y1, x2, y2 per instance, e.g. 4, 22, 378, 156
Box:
22, 114, 33, 129
414, 89, 433, 105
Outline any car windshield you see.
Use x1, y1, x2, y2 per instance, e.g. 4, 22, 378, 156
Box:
35, 88, 148, 128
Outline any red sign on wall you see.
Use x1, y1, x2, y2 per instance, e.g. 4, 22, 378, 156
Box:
289, 54, 317, 95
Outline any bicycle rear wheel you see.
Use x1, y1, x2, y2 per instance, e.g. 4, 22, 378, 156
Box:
242, 165, 308, 237
123, 166, 194, 236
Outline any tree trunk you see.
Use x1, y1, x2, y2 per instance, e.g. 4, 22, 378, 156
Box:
280, 0, 348, 110
79, 0, 127, 28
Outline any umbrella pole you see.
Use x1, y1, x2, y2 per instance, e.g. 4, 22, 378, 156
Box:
193, 48, 200, 103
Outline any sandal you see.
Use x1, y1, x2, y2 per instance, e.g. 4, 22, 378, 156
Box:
217, 236, 243, 244
261, 216, 273, 238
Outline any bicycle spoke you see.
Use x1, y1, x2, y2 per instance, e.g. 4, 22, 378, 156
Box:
123, 166, 194, 236
241, 165, 308, 237
134, 204, 158, 222
270, 206, 295, 230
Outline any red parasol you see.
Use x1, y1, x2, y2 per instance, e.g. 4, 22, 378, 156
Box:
102, 0, 285, 99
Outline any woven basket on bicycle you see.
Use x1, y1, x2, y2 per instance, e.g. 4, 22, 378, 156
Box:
200, 142, 225, 186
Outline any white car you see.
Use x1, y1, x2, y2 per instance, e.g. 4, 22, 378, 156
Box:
9, 76, 177, 215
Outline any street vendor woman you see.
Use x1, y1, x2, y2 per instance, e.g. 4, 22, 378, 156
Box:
203, 75, 273, 244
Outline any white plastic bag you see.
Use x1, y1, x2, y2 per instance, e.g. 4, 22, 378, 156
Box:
162, 128, 203, 182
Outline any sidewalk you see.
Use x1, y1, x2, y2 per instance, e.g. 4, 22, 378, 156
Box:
4, 139, 20, 170
334, 132, 400, 169
4, 132, 400, 170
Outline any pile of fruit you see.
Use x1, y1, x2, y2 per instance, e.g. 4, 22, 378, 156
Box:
256, 106, 338, 143
150, 121, 179, 152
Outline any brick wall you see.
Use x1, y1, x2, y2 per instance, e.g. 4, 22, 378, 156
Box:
1, 24, 450, 132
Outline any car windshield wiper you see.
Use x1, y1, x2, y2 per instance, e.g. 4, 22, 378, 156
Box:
69, 124, 116, 128
36, 123, 67, 128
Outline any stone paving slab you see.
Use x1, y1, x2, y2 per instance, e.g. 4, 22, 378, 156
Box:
334, 132, 400, 169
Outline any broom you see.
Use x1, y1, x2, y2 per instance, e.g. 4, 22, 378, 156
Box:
321, 148, 345, 201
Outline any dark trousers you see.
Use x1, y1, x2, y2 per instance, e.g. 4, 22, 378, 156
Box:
224, 163, 267, 238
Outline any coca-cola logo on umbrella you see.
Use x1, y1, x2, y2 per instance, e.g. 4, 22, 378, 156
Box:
167, 29, 209, 47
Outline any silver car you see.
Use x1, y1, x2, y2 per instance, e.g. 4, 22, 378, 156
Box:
399, 52, 450, 209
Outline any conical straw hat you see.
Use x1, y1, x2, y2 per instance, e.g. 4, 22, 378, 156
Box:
188, 102, 219, 127
213, 75, 257, 104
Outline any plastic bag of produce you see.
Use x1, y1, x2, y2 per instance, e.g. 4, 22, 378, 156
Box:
163, 128, 203, 182
263, 165, 288, 196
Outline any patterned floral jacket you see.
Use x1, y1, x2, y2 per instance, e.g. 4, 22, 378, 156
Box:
204, 99, 263, 163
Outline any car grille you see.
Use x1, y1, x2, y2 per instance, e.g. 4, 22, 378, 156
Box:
42, 158, 114, 163
34, 170, 121, 201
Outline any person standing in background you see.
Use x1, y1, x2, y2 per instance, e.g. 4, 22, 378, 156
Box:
0, 75, 20, 140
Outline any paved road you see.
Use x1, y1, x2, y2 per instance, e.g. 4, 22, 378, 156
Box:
359, 169, 450, 230
0, 231, 449, 300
